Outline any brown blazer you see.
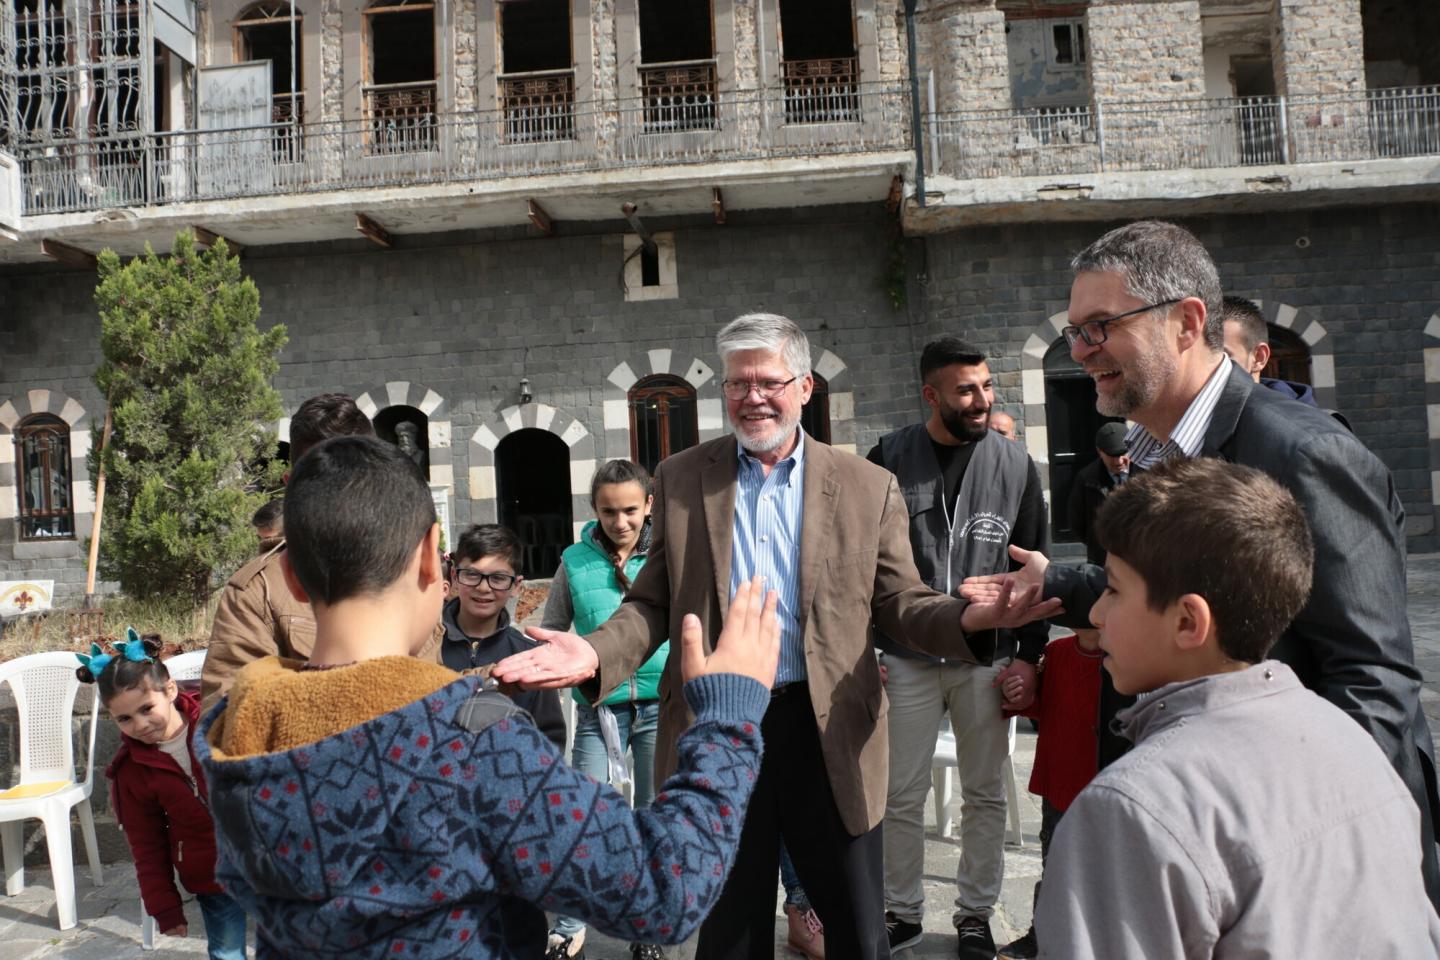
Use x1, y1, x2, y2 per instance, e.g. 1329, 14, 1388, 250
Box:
586, 433, 993, 836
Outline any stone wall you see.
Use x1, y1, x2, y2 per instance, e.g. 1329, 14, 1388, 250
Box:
1085, 0, 1205, 103
1272, 0, 1366, 98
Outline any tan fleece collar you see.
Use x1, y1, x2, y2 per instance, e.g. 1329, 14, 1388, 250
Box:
208, 655, 462, 760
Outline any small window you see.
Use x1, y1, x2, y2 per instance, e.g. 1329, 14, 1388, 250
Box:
623, 232, 679, 301
628, 374, 698, 473
800, 370, 830, 444
1051, 21, 1086, 67
16, 414, 74, 541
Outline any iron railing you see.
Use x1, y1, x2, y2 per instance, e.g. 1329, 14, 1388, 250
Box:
781, 57, 860, 125
13, 84, 909, 215
639, 60, 717, 133
926, 86, 1440, 179
499, 70, 576, 144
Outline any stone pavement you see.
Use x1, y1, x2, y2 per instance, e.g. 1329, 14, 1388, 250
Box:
8, 554, 1440, 959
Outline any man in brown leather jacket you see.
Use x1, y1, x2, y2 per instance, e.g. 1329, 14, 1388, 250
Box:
201, 393, 444, 712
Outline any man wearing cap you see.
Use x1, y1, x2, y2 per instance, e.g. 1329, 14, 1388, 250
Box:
1065, 422, 1129, 565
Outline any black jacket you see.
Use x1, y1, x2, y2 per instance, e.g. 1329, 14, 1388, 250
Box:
1065, 457, 1122, 566
1046, 363, 1440, 906
440, 598, 567, 748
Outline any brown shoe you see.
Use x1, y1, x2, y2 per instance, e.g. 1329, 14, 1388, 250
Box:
785, 903, 825, 959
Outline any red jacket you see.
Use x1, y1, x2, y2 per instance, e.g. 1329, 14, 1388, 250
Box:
106, 690, 223, 930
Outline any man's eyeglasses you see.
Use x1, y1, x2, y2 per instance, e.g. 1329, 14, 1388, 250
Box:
454, 568, 520, 591
1061, 298, 1182, 348
720, 377, 797, 401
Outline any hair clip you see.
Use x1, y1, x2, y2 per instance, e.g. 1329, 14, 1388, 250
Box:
119, 627, 154, 664
76, 641, 115, 678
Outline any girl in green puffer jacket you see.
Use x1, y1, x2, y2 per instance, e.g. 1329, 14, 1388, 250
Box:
542, 459, 668, 960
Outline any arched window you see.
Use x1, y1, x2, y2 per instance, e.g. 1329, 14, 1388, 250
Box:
374, 404, 430, 479
628, 374, 698, 474
1262, 324, 1312, 386
15, 414, 74, 541
235, 1, 304, 159
800, 370, 831, 443
363, 0, 436, 153
496, 428, 572, 576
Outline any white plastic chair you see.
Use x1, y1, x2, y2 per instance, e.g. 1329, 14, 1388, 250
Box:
139, 648, 207, 951
0, 651, 105, 930
931, 716, 1024, 848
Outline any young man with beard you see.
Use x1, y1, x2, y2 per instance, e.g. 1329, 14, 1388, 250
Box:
865, 337, 1049, 959
962, 219, 1440, 909
492, 313, 1057, 960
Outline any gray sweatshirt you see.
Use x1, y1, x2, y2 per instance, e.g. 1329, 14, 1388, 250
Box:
1036, 661, 1440, 959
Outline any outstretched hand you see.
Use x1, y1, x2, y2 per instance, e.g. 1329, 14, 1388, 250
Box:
959, 544, 1050, 605
960, 570, 1063, 633
681, 576, 781, 688
492, 625, 600, 689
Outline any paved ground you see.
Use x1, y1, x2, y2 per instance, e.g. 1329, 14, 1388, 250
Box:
8, 554, 1440, 959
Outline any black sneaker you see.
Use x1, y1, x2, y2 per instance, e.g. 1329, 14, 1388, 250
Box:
885, 910, 924, 953
997, 927, 1036, 959
629, 944, 663, 960
955, 916, 996, 960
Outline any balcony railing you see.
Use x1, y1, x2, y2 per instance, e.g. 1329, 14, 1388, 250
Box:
499, 70, 576, 145
639, 60, 718, 133
927, 86, 1440, 180
363, 81, 437, 155
782, 57, 860, 125
13, 85, 909, 215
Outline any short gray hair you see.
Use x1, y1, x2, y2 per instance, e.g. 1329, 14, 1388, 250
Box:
1071, 221, 1223, 350
716, 313, 813, 381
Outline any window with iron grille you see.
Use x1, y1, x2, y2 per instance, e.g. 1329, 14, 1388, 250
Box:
235, 1, 305, 162
800, 370, 830, 443
628, 375, 698, 474
16, 414, 74, 541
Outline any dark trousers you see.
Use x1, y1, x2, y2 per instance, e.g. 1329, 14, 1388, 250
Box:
1028, 799, 1065, 918
697, 684, 888, 960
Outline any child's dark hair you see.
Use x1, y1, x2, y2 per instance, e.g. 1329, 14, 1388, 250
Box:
289, 393, 375, 463
453, 524, 523, 573
1095, 458, 1314, 663
252, 498, 283, 532
75, 635, 170, 704
590, 459, 651, 504
285, 435, 437, 605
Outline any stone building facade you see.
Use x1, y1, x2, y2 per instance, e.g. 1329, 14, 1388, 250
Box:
1, 0, 1438, 602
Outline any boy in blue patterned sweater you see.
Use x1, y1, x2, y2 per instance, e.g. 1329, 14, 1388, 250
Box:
197, 436, 780, 958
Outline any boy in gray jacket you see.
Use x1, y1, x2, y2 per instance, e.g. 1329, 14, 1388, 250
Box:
1036, 457, 1440, 959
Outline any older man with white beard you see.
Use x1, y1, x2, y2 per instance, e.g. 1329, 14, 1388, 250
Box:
495, 313, 1058, 960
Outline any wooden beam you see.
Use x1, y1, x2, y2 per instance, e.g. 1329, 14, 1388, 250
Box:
41, 239, 96, 269
527, 199, 553, 236
885, 174, 903, 215
712, 187, 726, 225
190, 226, 242, 256
355, 213, 393, 248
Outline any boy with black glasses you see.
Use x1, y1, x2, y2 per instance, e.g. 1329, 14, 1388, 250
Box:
441, 523, 566, 747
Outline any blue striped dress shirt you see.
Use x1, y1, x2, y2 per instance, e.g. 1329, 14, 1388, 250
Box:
1125, 356, 1232, 470
731, 432, 807, 686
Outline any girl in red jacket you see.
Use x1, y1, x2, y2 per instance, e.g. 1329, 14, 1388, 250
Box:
77, 631, 246, 958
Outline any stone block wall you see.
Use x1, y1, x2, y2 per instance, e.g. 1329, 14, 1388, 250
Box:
1086, 0, 1205, 104
1272, 0, 1366, 98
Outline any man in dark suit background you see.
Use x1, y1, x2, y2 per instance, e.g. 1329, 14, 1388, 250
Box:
966, 220, 1440, 907
1065, 422, 1129, 565
495, 313, 1056, 959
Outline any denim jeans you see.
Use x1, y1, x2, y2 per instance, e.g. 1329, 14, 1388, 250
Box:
196, 892, 248, 960
779, 842, 810, 910
554, 699, 661, 939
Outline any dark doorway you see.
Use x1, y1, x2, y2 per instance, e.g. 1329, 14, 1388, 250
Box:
629, 374, 699, 474
501, 0, 571, 73
374, 405, 430, 480
1262, 324, 1312, 386
1043, 338, 1121, 543
800, 370, 831, 443
495, 428, 573, 578
639, 0, 712, 62
778, 0, 855, 61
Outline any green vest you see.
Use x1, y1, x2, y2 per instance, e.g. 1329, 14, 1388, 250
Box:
563, 520, 669, 706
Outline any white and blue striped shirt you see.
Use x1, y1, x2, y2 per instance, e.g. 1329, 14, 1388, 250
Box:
731, 432, 807, 686
1125, 357, 1232, 471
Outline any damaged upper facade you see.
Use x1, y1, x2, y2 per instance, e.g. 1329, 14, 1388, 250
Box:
0, 0, 1437, 256
0, 0, 916, 259
910, 0, 1440, 228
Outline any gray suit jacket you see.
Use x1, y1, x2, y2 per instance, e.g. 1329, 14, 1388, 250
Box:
583, 433, 992, 836
1048, 364, 1440, 903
